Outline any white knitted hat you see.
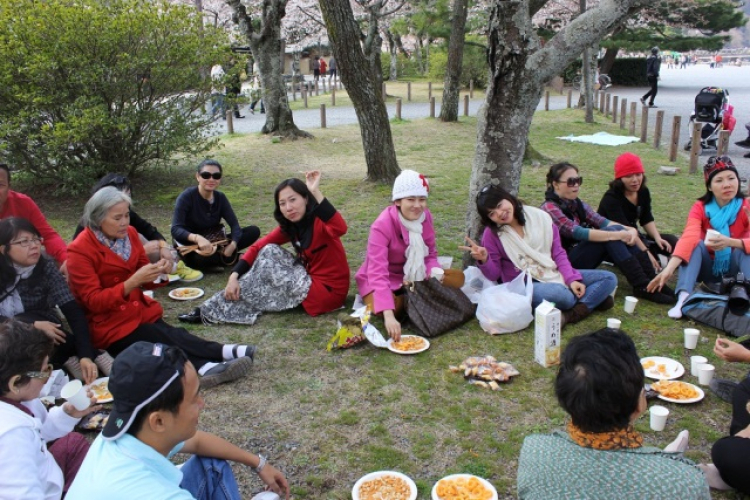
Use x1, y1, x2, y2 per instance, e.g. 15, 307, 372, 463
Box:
392, 170, 429, 201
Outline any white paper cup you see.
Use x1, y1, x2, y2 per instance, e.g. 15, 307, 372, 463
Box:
705, 229, 721, 245
437, 256, 453, 270
690, 355, 708, 377
698, 364, 715, 386
430, 267, 445, 281
624, 296, 638, 314
684, 328, 700, 349
649, 405, 669, 431
143, 290, 154, 299
60, 380, 90, 411
610, 285, 618, 300
607, 318, 621, 329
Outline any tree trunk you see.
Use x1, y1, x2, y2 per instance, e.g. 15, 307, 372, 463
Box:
440, 0, 469, 122
318, 0, 400, 182
466, 0, 642, 264
362, 10, 385, 93
599, 47, 619, 74
225, 0, 310, 138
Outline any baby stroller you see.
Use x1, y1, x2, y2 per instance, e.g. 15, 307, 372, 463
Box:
684, 87, 736, 154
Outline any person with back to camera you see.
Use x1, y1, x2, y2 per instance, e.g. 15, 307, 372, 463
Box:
0, 320, 100, 500
462, 184, 617, 327
0, 217, 111, 384
178, 170, 349, 326
641, 46, 661, 108
72, 173, 203, 282
648, 155, 750, 318
540, 161, 675, 304
517, 328, 709, 500
66, 342, 290, 500
171, 159, 261, 271
597, 152, 679, 269
355, 169, 464, 341
67, 187, 256, 389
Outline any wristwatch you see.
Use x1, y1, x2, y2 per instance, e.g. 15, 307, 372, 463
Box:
252, 454, 267, 474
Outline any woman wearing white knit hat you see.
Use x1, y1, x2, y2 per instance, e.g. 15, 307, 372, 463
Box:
355, 170, 464, 340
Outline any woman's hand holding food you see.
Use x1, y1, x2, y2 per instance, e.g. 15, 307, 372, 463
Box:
714, 337, 750, 363
33, 321, 66, 344
79, 357, 98, 385
126, 259, 171, 293
224, 274, 241, 301
569, 281, 585, 298
459, 236, 488, 264
383, 310, 401, 341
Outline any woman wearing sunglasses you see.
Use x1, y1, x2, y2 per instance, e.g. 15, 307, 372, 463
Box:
0, 320, 100, 499
541, 162, 674, 304
171, 159, 260, 270
0, 217, 109, 385
463, 185, 616, 326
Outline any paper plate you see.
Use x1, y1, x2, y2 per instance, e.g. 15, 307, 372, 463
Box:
87, 377, 113, 404
654, 380, 705, 404
387, 335, 430, 355
168, 287, 204, 301
352, 471, 417, 500
641, 356, 684, 380
432, 474, 498, 500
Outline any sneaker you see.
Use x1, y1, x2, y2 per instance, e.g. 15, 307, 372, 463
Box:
63, 356, 84, 381
735, 138, 750, 148
175, 261, 203, 283
649, 103, 658, 108
200, 357, 253, 389
709, 378, 738, 403
94, 351, 115, 376
640, 97, 646, 105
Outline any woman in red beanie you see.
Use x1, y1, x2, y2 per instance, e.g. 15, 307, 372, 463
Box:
597, 152, 678, 271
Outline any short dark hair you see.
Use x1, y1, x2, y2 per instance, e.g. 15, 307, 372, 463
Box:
546, 162, 578, 188
0, 164, 10, 183
555, 329, 643, 433
475, 184, 526, 229
91, 173, 131, 197
197, 159, 222, 174
607, 175, 647, 194
0, 217, 42, 286
126, 346, 188, 436
0, 320, 54, 396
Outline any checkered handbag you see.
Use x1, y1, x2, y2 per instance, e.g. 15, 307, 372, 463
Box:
403, 278, 476, 338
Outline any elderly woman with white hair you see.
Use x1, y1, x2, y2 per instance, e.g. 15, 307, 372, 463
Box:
67, 187, 254, 389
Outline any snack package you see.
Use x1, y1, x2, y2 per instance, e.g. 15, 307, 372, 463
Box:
327, 312, 367, 351
449, 355, 520, 391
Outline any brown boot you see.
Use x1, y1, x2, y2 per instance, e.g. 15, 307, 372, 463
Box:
561, 303, 592, 326
595, 296, 615, 312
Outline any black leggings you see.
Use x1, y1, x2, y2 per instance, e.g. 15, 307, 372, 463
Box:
14, 311, 80, 367
642, 75, 659, 104
711, 374, 750, 493
181, 226, 260, 270
106, 319, 223, 370
645, 233, 679, 262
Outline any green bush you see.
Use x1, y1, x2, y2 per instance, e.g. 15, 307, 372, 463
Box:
381, 52, 423, 80
428, 43, 488, 89
0, 0, 230, 192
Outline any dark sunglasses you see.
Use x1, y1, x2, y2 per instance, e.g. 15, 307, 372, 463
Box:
199, 172, 222, 180
560, 176, 583, 187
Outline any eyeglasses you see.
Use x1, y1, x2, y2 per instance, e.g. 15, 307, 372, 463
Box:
10, 237, 43, 248
199, 172, 222, 180
560, 176, 583, 187
26, 364, 53, 380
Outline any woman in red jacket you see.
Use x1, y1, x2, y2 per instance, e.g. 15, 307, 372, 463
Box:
67, 187, 255, 389
179, 170, 349, 325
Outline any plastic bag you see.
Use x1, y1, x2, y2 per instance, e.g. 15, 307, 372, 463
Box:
460, 266, 496, 304
475, 272, 533, 334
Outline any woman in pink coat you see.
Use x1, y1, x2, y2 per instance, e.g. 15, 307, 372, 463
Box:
355, 170, 463, 340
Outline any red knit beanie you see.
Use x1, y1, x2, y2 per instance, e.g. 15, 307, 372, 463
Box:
614, 152, 645, 179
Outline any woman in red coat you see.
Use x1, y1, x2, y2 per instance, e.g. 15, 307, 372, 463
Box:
67, 187, 255, 389
179, 170, 349, 325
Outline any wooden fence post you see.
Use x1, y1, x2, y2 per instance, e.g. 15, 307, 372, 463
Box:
599, 92, 606, 113
605, 94, 611, 117
470, 80, 474, 99
428, 82, 432, 101
396, 99, 402, 120
430, 97, 435, 118
315, 80, 319, 96
690, 122, 702, 173
669, 116, 681, 162
717, 130, 731, 155
620, 99, 627, 129
320, 104, 326, 128
303, 87, 308, 108
331, 87, 335, 107
567, 90, 572, 108
653, 110, 665, 149
629, 102, 637, 135
640, 105, 649, 143
382, 82, 386, 100
464, 95, 469, 116
407, 82, 412, 102
612, 96, 618, 123
545, 91, 550, 111
226, 110, 233, 134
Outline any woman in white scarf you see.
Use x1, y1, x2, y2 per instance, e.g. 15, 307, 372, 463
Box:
462, 185, 617, 326
355, 170, 465, 340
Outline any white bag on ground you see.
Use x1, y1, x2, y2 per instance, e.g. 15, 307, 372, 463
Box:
461, 266, 497, 304
476, 272, 533, 334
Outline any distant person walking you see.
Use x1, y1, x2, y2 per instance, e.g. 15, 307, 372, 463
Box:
312, 56, 321, 82
319, 58, 327, 81
210, 64, 225, 118
328, 56, 337, 83
641, 47, 661, 108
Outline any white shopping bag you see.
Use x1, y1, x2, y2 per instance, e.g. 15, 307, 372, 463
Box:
476, 272, 533, 334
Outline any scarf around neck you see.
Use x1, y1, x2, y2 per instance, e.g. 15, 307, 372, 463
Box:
497, 206, 565, 285
0, 262, 36, 319
705, 197, 742, 276
398, 210, 428, 282
94, 228, 132, 262
567, 421, 643, 450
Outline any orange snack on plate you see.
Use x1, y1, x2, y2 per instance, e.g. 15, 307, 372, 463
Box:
652, 380, 699, 400
435, 476, 493, 500
358, 475, 411, 500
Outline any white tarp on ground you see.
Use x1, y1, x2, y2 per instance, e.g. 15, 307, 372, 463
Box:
557, 131, 640, 146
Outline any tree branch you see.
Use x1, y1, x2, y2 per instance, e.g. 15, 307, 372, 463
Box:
297, 5, 326, 29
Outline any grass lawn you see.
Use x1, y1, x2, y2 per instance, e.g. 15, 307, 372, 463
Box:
23, 107, 742, 499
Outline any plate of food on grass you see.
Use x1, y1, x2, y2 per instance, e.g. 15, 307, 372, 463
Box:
432, 473, 498, 500
168, 287, 204, 301
651, 379, 705, 404
640, 356, 684, 380
352, 470, 417, 500
87, 377, 113, 404
387, 335, 430, 355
